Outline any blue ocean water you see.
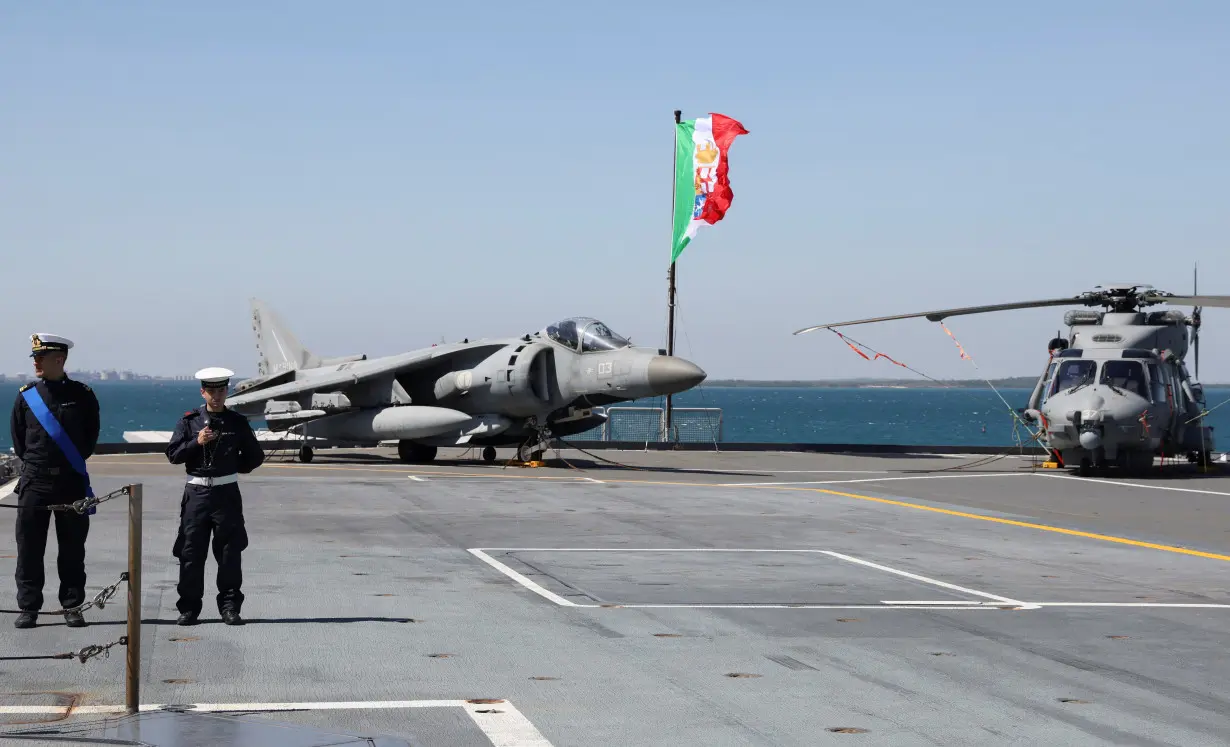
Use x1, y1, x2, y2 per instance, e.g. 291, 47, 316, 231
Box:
1, 380, 1227, 451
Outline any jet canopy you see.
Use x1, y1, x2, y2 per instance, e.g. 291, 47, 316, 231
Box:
542, 317, 632, 353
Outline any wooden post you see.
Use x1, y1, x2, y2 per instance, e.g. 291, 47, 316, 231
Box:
125, 483, 142, 715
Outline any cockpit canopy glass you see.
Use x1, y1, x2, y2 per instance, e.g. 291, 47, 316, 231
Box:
1050, 360, 1096, 394
1100, 360, 1147, 397
542, 317, 632, 353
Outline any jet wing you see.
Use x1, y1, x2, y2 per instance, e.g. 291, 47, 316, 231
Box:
226, 342, 508, 407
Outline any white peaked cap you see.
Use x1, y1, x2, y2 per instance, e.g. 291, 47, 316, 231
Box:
195, 367, 235, 385
30, 333, 74, 356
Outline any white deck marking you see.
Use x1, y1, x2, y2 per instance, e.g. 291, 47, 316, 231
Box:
463, 699, 555, 747
0, 480, 15, 501
719, 473, 1029, 487
468, 548, 580, 607
583, 477, 605, 483
0, 700, 554, 745
407, 475, 428, 482
1030, 602, 1230, 608
468, 548, 1036, 610
821, 550, 1036, 609
1036, 472, 1230, 497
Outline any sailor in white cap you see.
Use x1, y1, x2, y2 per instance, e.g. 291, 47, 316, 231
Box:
10, 334, 100, 629
164, 366, 265, 626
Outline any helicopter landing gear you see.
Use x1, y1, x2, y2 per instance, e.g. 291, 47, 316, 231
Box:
482, 446, 497, 463
1076, 457, 1095, 477
1189, 450, 1215, 468
298, 445, 314, 464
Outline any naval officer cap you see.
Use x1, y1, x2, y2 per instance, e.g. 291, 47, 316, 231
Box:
196, 367, 234, 388
30, 333, 73, 357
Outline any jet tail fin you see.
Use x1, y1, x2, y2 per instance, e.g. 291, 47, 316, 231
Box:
249, 298, 322, 375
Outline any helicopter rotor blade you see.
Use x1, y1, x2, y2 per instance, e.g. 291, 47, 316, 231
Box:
1140, 293, 1230, 309
793, 296, 1091, 335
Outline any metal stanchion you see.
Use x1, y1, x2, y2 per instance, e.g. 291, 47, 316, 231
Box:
125, 484, 142, 715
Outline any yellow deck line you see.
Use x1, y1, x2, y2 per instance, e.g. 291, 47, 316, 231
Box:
89, 455, 1230, 562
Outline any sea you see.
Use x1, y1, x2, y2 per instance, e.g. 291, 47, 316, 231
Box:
1, 380, 1227, 452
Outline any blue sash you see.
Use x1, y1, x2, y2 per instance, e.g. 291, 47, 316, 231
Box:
21, 386, 95, 508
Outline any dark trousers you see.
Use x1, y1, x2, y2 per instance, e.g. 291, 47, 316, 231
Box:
14, 477, 90, 612
176, 483, 248, 616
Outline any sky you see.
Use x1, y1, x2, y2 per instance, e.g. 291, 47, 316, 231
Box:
3, 2, 1229, 382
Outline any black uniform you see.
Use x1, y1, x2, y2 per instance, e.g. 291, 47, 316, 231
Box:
9, 378, 100, 613
165, 406, 264, 617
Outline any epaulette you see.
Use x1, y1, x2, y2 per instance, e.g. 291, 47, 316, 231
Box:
183, 410, 200, 419
19, 383, 34, 392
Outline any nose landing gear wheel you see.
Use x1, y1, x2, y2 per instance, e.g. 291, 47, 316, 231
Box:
298, 446, 314, 463
482, 446, 497, 463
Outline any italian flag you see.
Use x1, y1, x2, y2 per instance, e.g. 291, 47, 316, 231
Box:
671, 113, 749, 263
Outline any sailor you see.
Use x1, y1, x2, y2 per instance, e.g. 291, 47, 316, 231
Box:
9, 334, 100, 630
165, 367, 264, 626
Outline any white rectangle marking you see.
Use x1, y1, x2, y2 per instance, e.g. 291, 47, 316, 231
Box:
822, 550, 1034, 608
0, 699, 554, 746
468, 548, 579, 607
407, 475, 428, 482
0, 480, 15, 501
464, 700, 554, 747
467, 548, 1036, 610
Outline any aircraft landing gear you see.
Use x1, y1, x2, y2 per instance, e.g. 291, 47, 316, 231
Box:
517, 442, 545, 463
397, 441, 437, 464
482, 446, 498, 463
298, 446, 314, 464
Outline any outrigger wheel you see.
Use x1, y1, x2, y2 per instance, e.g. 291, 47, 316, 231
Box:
397, 440, 437, 464
298, 445, 314, 464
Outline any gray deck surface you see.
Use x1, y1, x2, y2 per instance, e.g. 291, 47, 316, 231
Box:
2, 447, 1229, 745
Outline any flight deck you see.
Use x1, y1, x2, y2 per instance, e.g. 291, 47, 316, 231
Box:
2, 449, 1229, 745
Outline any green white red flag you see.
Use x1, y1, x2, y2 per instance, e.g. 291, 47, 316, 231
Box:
671, 113, 748, 263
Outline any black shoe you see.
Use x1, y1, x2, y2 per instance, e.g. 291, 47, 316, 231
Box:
14, 612, 36, 629
176, 611, 199, 626
64, 610, 87, 628
221, 609, 244, 626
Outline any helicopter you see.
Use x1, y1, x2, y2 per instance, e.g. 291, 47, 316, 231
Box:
795, 283, 1230, 475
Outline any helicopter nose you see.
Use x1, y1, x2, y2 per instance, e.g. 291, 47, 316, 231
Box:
648, 356, 707, 395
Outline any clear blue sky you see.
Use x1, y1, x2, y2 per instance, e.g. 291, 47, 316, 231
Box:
3, 2, 1228, 382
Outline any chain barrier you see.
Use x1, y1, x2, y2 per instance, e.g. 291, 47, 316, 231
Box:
0, 636, 127, 664
0, 571, 128, 616
0, 484, 130, 515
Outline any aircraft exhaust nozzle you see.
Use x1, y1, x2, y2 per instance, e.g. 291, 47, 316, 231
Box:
311, 406, 474, 442
1079, 430, 1102, 450
648, 356, 707, 396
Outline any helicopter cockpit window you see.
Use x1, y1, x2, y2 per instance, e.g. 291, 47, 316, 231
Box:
1039, 361, 1059, 403
579, 319, 631, 353
544, 319, 581, 350
1050, 360, 1097, 394
1147, 363, 1167, 403
1101, 360, 1147, 397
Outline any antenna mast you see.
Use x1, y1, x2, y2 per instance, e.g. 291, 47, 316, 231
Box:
665, 109, 681, 441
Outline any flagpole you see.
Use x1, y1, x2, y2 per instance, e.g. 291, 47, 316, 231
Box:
665, 109, 681, 442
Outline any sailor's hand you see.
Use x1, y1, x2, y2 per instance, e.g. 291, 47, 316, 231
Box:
197, 427, 217, 445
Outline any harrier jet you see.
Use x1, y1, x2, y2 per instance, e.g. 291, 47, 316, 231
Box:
225, 300, 707, 463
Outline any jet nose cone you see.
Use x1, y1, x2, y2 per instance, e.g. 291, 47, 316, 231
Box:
648, 356, 707, 395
